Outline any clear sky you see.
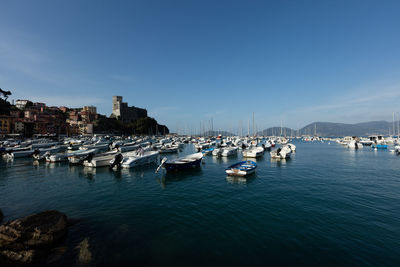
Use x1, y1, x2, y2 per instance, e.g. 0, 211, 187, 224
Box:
1, 0, 400, 133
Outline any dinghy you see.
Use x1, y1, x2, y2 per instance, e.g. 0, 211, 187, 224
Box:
226, 161, 257, 176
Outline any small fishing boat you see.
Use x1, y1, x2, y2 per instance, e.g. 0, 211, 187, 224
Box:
226, 161, 257, 176
156, 152, 203, 172
372, 144, 388, 149
201, 147, 214, 155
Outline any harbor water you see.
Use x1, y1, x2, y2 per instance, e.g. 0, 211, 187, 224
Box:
1, 141, 400, 266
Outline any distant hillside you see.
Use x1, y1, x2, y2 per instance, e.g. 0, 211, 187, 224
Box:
299, 121, 398, 136
258, 121, 399, 137
256, 127, 294, 136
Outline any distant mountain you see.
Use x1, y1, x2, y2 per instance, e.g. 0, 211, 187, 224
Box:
299, 121, 398, 137
256, 127, 294, 136
258, 121, 399, 137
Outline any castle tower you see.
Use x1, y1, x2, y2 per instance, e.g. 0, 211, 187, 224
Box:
112, 96, 122, 118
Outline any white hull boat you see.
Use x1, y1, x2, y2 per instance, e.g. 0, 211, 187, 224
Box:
213, 147, 238, 157
83, 152, 118, 168
120, 150, 159, 168
242, 147, 264, 158
47, 148, 97, 163
270, 147, 291, 159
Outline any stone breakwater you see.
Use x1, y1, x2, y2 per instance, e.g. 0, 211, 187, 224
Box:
0, 210, 68, 264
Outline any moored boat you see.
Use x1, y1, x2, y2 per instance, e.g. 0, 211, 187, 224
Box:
119, 150, 159, 168
158, 152, 203, 172
226, 161, 257, 176
242, 146, 264, 158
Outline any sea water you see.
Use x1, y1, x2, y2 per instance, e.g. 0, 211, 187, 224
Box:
1, 141, 399, 266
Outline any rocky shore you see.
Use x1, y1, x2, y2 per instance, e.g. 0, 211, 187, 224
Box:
0, 210, 69, 264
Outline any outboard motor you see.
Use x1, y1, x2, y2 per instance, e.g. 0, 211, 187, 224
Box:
79, 152, 94, 164
108, 142, 113, 151
262, 144, 266, 151
110, 153, 123, 169
242, 143, 247, 150
355, 142, 359, 149
277, 148, 281, 156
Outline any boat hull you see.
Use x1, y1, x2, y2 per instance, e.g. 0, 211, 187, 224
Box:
164, 158, 202, 171
121, 152, 159, 168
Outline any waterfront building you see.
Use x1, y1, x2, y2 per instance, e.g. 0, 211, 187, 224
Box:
15, 100, 30, 109
14, 120, 25, 133
110, 96, 147, 122
0, 115, 11, 134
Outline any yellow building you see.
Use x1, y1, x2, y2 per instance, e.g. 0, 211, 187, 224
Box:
0, 116, 11, 134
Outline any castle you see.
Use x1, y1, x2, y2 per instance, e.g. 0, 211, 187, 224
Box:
110, 96, 147, 122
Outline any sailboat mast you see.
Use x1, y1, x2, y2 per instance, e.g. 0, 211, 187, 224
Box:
393, 112, 395, 137
252, 112, 255, 137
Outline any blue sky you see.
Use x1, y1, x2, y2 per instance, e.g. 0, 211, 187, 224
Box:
1, 0, 400, 133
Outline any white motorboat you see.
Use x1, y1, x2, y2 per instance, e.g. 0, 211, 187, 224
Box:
242, 146, 264, 158
119, 150, 160, 168
270, 146, 291, 159
31, 142, 59, 149
47, 148, 97, 163
2, 147, 34, 159
347, 140, 363, 149
212, 146, 238, 157
83, 150, 119, 168
69, 149, 115, 165
32, 146, 61, 160
159, 144, 179, 153
79, 141, 110, 151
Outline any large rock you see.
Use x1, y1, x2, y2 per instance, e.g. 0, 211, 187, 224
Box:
0, 210, 68, 263
76, 238, 92, 266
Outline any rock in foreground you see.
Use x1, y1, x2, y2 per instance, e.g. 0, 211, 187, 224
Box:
76, 238, 92, 266
0, 210, 68, 264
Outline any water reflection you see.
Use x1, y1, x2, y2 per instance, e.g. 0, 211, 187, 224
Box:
226, 174, 255, 184
158, 168, 203, 187
270, 158, 289, 167
111, 169, 122, 180
81, 167, 97, 180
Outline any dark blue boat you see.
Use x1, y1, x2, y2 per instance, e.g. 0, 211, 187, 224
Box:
161, 153, 203, 172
